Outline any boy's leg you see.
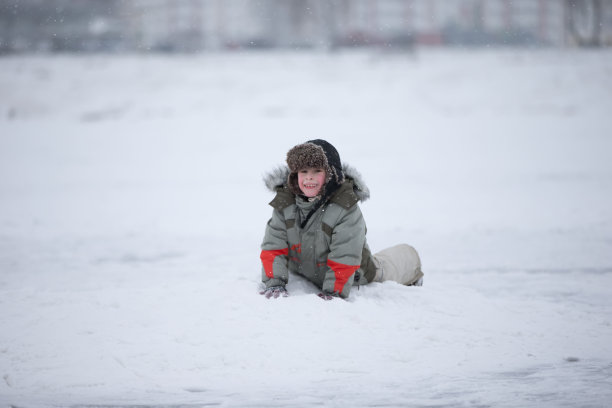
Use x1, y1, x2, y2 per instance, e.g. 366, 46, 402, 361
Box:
372, 244, 424, 286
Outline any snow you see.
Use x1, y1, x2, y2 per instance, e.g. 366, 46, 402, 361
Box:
1, 48, 612, 407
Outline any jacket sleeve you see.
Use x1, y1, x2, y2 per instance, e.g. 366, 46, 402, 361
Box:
322, 204, 366, 298
260, 208, 290, 288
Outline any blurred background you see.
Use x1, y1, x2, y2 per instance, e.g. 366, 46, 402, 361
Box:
2, 0, 612, 54
1, 3, 612, 403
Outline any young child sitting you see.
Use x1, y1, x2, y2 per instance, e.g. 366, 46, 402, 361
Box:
260, 139, 423, 300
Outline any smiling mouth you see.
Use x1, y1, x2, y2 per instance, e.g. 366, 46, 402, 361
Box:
303, 184, 318, 189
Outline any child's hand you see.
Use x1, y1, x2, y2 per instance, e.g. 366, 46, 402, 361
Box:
317, 292, 336, 301
259, 286, 289, 299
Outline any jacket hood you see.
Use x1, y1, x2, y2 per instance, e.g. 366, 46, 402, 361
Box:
263, 163, 370, 203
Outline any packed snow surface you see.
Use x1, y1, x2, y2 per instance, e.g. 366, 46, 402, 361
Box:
1, 49, 612, 407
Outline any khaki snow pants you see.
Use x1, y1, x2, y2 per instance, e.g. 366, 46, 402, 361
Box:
372, 244, 424, 285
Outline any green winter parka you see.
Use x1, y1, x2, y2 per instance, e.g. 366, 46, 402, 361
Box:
260, 165, 376, 299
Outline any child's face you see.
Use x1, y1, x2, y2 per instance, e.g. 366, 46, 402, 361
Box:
297, 167, 326, 198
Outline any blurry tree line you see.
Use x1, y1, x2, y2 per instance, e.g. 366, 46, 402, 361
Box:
1, 0, 611, 54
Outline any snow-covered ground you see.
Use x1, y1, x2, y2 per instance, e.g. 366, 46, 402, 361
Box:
1, 49, 611, 407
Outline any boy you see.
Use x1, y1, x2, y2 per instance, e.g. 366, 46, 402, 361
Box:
260, 139, 423, 300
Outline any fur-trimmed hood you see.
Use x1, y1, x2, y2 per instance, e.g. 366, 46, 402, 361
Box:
263, 163, 370, 203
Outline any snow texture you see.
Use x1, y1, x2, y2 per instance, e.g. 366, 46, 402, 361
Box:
1, 49, 612, 407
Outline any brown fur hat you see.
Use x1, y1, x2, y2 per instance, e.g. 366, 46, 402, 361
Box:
286, 140, 344, 197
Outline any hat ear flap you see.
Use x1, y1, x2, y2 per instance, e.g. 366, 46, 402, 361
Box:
287, 172, 301, 196
331, 166, 340, 184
